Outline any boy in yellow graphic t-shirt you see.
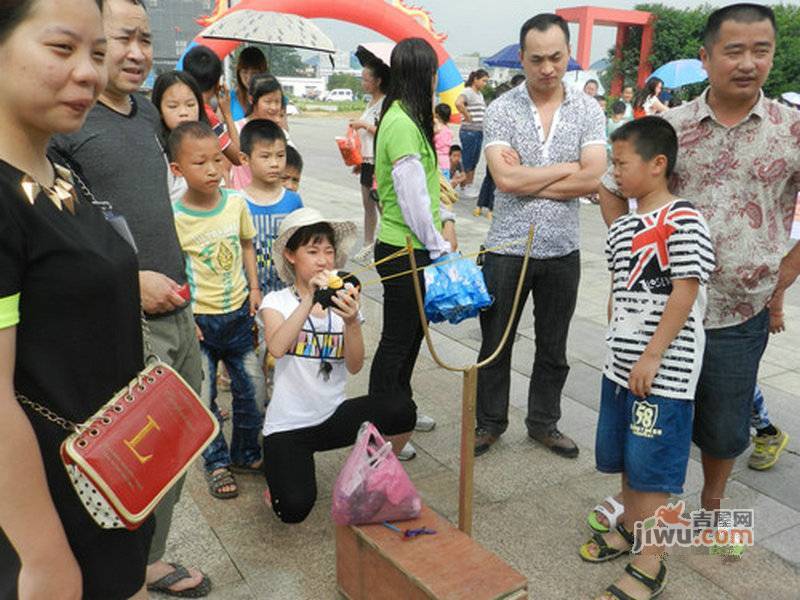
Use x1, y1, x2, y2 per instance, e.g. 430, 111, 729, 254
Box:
170, 121, 264, 500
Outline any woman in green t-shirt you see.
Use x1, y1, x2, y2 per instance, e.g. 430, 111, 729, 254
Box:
368, 39, 457, 458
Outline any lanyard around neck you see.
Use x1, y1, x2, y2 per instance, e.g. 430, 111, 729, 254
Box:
292, 287, 334, 380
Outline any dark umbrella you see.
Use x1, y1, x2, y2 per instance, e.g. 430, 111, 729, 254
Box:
355, 42, 392, 87
355, 42, 393, 68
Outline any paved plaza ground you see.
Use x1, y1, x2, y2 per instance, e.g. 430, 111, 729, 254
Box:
157, 117, 800, 599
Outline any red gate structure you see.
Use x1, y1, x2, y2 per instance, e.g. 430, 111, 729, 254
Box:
556, 6, 656, 96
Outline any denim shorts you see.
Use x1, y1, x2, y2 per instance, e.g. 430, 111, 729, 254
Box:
459, 129, 483, 171
596, 376, 694, 495
693, 309, 769, 459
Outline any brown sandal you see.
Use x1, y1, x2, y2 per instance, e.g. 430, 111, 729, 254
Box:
206, 468, 238, 499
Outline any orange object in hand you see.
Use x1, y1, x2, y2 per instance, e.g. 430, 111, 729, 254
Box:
336, 126, 363, 167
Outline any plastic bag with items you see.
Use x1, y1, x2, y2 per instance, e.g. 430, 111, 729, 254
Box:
331, 422, 421, 526
335, 126, 363, 167
424, 252, 493, 324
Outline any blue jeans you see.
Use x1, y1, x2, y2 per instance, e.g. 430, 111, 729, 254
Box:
459, 129, 483, 172
693, 310, 769, 459
196, 302, 265, 472
596, 376, 694, 495
476, 251, 580, 437
477, 167, 495, 210
751, 384, 771, 430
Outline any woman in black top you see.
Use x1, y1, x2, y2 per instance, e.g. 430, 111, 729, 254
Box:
0, 1, 153, 598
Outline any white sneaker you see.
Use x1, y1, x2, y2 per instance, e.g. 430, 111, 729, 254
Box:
352, 243, 374, 264
415, 414, 436, 432
398, 442, 417, 461
460, 184, 479, 198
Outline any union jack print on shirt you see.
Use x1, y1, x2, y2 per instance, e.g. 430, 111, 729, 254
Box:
604, 200, 715, 400
627, 203, 701, 290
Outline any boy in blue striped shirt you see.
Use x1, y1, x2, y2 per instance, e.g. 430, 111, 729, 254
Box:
239, 120, 303, 385
239, 119, 304, 296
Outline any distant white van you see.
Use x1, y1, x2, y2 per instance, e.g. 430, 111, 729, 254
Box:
325, 88, 354, 102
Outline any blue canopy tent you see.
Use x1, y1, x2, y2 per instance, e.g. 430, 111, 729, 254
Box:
484, 43, 582, 71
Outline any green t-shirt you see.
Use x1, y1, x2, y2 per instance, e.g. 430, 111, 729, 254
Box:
375, 101, 442, 249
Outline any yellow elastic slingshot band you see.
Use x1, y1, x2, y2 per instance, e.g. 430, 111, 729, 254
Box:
348, 236, 533, 289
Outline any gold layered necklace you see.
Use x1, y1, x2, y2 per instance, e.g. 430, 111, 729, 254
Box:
20, 163, 78, 214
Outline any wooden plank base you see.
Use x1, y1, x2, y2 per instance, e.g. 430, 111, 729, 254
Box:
336, 504, 528, 600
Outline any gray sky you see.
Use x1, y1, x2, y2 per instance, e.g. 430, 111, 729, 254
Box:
310, 0, 780, 63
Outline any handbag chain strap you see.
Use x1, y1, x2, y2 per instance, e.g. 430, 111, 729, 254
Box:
68, 165, 160, 365
68, 165, 113, 213
141, 311, 160, 365
16, 368, 154, 434
15, 393, 80, 433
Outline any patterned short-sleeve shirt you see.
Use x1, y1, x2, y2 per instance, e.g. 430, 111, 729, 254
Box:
484, 83, 606, 258
602, 89, 800, 329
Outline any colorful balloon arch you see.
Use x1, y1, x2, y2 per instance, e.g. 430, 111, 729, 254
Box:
187, 0, 465, 110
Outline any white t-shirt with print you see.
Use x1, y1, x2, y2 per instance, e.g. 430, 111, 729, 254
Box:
260, 288, 353, 436
605, 199, 715, 400
357, 96, 384, 163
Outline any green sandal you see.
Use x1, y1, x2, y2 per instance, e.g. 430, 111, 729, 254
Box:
602, 560, 667, 599
588, 495, 625, 533
579, 523, 634, 563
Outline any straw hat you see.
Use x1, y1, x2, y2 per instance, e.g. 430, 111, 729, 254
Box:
272, 207, 358, 284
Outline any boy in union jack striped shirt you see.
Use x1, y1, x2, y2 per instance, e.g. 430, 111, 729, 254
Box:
579, 117, 714, 599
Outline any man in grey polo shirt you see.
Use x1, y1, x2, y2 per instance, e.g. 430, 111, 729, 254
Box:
474, 13, 607, 458
52, 0, 209, 596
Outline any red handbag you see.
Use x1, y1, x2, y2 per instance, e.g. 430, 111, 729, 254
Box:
19, 361, 219, 530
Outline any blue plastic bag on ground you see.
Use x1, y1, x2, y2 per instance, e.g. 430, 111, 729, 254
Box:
423, 252, 492, 324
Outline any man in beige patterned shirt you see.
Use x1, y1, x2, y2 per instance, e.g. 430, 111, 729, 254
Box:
595, 4, 800, 596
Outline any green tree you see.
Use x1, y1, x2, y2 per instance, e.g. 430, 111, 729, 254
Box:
769, 5, 800, 97
605, 4, 800, 98
326, 73, 363, 99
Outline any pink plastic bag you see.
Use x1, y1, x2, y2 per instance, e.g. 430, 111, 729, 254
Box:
331, 422, 421, 525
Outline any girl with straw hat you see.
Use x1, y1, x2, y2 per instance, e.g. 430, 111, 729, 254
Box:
258, 208, 416, 523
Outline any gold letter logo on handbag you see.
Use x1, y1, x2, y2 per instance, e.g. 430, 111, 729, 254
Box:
124, 415, 161, 464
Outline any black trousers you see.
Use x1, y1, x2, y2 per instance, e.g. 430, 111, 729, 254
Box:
368, 241, 431, 398
476, 251, 580, 437
263, 391, 416, 523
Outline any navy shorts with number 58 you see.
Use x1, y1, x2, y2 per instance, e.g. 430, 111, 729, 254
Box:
596, 375, 694, 495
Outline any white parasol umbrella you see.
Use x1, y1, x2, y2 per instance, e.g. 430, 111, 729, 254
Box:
781, 92, 800, 107
199, 10, 336, 54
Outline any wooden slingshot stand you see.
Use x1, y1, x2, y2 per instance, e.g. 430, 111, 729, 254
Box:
405, 225, 535, 535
